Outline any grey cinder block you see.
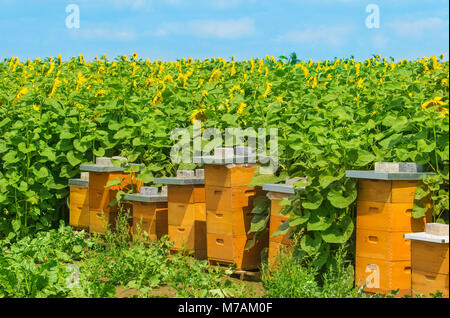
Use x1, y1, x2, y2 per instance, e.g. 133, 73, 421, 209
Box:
426, 223, 449, 237
374, 162, 423, 173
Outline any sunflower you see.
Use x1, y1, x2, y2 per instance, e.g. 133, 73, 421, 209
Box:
132, 52, 138, 60
421, 97, 447, 110
190, 109, 207, 123
422, 97, 448, 118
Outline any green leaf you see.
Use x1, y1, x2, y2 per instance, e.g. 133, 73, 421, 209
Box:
355, 149, 376, 167
271, 219, 290, 238
311, 243, 330, 269
105, 177, 123, 188
321, 215, 354, 244
319, 175, 338, 188
66, 151, 82, 167
40, 148, 56, 161
307, 205, 333, 231
93, 148, 105, 157
248, 213, 269, 234
248, 173, 283, 187
414, 184, 430, 200
11, 219, 21, 233
301, 191, 323, 210
289, 209, 310, 226
417, 140, 435, 153
412, 201, 429, 218
73, 139, 88, 153
300, 232, 322, 256
327, 180, 357, 209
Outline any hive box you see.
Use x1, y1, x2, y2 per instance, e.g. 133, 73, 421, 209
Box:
154, 174, 206, 259
346, 167, 435, 295
405, 227, 449, 298
69, 178, 89, 230
80, 163, 143, 235
123, 192, 168, 242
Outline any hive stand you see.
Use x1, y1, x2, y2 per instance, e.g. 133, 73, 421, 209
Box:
194, 154, 268, 271
405, 224, 449, 298
263, 180, 304, 266
80, 163, 143, 235
123, 192, 168, 242
153, 175, 207, 259
346, 167, 434, 296
68, 178, 89, 230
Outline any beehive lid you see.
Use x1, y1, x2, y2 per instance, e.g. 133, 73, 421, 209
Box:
80, 163, 144, 173
123, 193, 168, 203
68, 179, 89, 187
262, 184, 296, 194
345, 170, 435, 180
153, 177, 205, 185
404, 232, 449, 244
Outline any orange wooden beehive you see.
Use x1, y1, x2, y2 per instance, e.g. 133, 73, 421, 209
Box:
69, 179, 89, 230
204, 162, 266, 270
405, 230, 449, 298
355, 256, 412, 296
80, 164, 143, 235
262, 182, 300, 267
154, 176, 207, 259
132, 201, 168, 241
346, 168, 435, 296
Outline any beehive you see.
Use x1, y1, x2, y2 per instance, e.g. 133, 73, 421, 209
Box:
69, 178, 89, 230
123, 193, 168, 242
80, 163, 143, 235
263, 182, 302, 266
405, 227, 449, 298
154, 175, 207, 259
346, 168, 434, 295
201, 159, 266, 270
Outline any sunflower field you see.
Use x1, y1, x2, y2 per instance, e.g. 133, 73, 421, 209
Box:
0, 52, 448, 265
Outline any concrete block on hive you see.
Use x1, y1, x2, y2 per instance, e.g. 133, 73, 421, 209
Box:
375, 162, 423, 173
80, 172, 89, 181
426, 223, 449, 237
177, 170, 195, 178
140, 186, 159, 196
96, 157, 112, 166
214, 147, 234, 159
235, 146, 254, 156
195, 169, 204, 178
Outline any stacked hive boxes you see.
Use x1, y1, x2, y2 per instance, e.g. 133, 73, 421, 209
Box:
80, 157, 143, 235
154, 170, 207, 259
123, 187, 168, 242
198, 147, 268, 270
68, 173, 90, 230
263, 178, 304, 266
405, 223, 449, 297
347, 163, 433, 296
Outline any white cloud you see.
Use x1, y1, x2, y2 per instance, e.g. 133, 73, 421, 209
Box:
155, 18, 255, 39
373, 34, 390, 49
277, 25, 354, 46
389, 17, 448, 38
208, 0, 244, 10
73, 28, 137, 41
161, 0, 247, 9
109, 0, 152, 10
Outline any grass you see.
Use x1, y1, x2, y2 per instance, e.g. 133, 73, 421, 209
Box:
0, 211, 446, 298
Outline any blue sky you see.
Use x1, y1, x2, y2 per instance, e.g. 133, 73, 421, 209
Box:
0, 0, 448, 61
